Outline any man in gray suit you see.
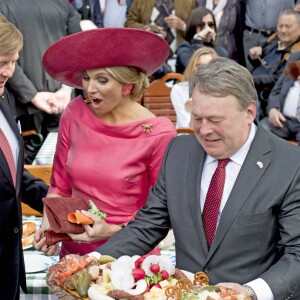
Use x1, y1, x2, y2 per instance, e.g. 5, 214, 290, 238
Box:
76, 58, 300, 299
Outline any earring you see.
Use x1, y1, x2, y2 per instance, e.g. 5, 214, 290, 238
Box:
121, 84, 133, 96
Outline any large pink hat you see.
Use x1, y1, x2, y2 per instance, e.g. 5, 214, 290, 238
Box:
43, 28, 170, 89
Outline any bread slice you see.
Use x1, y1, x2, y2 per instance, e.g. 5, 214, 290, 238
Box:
22, 222, 36, 247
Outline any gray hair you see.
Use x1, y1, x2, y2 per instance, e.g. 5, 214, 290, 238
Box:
279, 9, 300, 26
190, 57, 257, 110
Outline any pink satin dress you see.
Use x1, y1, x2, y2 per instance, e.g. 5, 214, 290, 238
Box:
48, 96, 176, 257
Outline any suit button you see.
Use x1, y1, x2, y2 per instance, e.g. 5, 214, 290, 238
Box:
14, 227, 19, 234
204, 267, 210, 273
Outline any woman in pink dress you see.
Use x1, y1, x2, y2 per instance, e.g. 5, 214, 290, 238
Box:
33, 28, 176, 257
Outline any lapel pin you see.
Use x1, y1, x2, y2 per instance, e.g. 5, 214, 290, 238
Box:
256, 161, 263, 168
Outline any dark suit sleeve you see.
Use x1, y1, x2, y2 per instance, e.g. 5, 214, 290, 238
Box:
21, 169, 48, 213
266, 72, 286, 113
260, 163, 300, 299
7, 64, 38, 104
65, 1, 82, 34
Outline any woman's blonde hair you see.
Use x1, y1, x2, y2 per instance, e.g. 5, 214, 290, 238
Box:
0, 14, 23, 56
183, 47, 218, 81
104, 66, 149, 101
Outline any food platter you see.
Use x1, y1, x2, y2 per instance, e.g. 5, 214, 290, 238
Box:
46, 254, 250, 300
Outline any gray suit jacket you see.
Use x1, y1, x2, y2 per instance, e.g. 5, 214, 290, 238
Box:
98, 125, 300, 300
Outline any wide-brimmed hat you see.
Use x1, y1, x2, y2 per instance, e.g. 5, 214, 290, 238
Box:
43, 28, 170, 89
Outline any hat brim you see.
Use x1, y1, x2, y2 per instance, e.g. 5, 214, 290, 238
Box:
43, 28, 170, 89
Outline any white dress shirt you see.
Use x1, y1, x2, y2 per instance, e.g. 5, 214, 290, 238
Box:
170, 81, 191, 128
283, 80, 300, 118
200, 123, 274, 300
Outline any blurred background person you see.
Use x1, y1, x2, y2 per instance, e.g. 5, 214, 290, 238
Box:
243, 0, 294, 71
0, 14, 48, 300
249, 9, 300, 119
176, 7, 228, 74
171, 47, 218, 128
71, 0, 103, 27
295, 0, 300, 13
196, 0, 245, 65
125, 0, 196, 55
103, 0, 132, 28
0, 0, 81, 163
33, 28, 177, 258
260, 52, 300, 144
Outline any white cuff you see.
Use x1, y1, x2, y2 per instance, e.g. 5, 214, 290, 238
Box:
246, 278, 274, 300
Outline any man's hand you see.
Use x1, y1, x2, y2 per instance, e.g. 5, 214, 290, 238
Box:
249, 47, 263, 60
48, 85, 73, 114
164, 15, 185, 30
268, 108, 286, 128
31, 92, 56, 114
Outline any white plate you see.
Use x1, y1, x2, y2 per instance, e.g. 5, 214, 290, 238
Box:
24, 254, 52, 273
23, 244, 33, 250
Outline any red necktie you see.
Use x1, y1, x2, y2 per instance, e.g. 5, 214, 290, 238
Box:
202, 158, 230, 247
0, 127, 16, 186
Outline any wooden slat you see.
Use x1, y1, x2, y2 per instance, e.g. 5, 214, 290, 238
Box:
24, 164, 52, 186
142, 73, 184, 125
176, 128, 194, 134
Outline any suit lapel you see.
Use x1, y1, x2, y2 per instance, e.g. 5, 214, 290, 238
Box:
187, 139, 209, 255
0, 91, 23, 191
206, 126, 271, 261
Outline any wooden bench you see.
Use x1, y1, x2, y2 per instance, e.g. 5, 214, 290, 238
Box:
22, 164, 52, 216
142, 73, 184, 125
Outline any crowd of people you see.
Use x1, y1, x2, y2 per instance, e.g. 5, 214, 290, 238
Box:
1, 1, 300, 299
66, 0, 300, 144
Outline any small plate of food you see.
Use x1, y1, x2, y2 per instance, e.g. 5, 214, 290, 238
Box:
22, 221, 37, 250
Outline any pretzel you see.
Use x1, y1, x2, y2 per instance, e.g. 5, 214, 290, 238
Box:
175, 278, 193, 291
193, 271, 209, 287
165, 286, 182, 300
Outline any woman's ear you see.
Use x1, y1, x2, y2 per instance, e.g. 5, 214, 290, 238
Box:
121, 84, 133, 96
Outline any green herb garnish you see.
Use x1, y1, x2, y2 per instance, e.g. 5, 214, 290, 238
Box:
88, 199, 106, 218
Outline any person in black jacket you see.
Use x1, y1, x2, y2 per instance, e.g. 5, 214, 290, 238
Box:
0, 15, 48, 300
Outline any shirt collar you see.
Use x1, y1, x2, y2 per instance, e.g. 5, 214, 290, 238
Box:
205, 123, 257, 166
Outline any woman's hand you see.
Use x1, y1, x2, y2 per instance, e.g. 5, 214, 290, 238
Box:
33, 227, 60, 256
68, 210, 122, 243
33, 208, 60, 256
195, 27, 216, 42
